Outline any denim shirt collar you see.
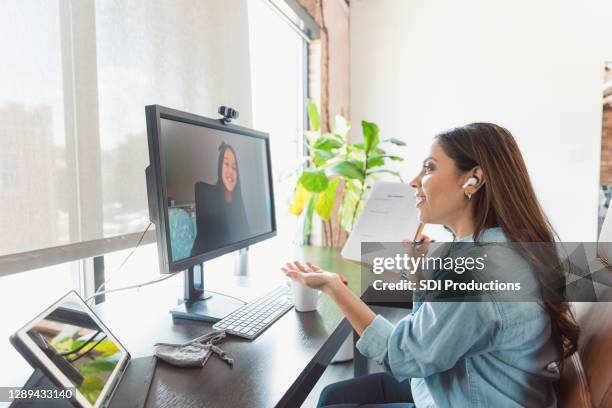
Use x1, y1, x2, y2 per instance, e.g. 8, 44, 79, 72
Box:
455, 227, 507, 243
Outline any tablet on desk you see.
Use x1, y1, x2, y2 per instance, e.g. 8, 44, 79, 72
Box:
10, 291, 131, 408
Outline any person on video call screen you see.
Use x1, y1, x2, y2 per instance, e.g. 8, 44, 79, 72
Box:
191, 142, 250, 255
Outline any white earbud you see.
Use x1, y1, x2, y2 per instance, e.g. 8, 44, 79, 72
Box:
462, 177, 477, 189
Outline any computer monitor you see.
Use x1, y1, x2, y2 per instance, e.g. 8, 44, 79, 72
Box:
145, 105, 276, 321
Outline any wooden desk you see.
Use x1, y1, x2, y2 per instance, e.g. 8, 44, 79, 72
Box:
93, 244, 362, 408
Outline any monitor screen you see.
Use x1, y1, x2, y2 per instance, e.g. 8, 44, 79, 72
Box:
159, 117, 274, 263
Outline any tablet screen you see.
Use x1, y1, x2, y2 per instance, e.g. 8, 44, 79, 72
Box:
15, 291, 129, 408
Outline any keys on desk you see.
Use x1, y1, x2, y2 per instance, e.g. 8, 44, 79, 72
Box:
213, 285, 293, 340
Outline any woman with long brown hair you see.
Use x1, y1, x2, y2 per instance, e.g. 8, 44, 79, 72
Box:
282, 123, 579, 407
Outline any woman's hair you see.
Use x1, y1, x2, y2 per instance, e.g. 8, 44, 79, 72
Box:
435, 123, 579, 362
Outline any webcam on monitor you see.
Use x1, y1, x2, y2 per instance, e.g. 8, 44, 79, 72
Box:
218, 105, 239, 124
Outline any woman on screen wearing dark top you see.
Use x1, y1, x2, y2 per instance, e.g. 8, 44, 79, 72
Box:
191, 142, 249, 255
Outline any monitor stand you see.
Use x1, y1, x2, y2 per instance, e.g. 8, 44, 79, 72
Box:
170, 263, 243, 322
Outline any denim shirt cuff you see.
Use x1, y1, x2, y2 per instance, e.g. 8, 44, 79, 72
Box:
356, 315, 394, 362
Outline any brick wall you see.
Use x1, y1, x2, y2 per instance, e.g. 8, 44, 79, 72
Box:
298, 0, 350, 132
600, 106, 612, 184
298, 0, 351, 247
600, 64, 612, 184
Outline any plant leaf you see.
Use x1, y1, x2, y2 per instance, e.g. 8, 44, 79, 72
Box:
79, 376, 104, 405
352, 142, 364, 150
327, 160, 365, 181
307, 99, 320, 132
313, 134, 343, 152
312, 148, 333, 167
80, 360, 118, 375
340, 182, 362, 232
288, 183, 313, 216
362, 120, 379, 154
389, 137, 406, 146
314, 177, 340, 221
92, 340, 120, 356
347, 149, 366, 162
299, 169, 329, 192
303, 195, 315, 242
367, 154, 403, 169
52, 338, 76, 353
367, 156, 384, 168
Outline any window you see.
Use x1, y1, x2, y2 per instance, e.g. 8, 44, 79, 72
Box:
94, 1, 256, 240
0, 1, 71, 256
0, 5, 84, 384
1, 0, 309, 261
0, 0, 255, 259
0, 152, 19, 195
98, 0, 309, 288
248, 0, 307, 241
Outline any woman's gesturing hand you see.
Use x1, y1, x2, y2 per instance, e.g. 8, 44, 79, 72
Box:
281, 261, 340, 293
283, 260, 376, 336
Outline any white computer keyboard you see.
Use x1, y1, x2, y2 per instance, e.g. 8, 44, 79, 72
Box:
213, 285, 293, 340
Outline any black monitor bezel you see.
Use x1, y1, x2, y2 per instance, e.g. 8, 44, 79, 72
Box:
146, 105, 277, 273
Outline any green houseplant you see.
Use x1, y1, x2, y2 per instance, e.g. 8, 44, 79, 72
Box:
289, 101, 406, 243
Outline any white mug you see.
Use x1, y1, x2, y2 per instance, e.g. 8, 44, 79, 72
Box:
290, 281, 320, 312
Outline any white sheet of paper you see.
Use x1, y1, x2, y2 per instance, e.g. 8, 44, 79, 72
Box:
341, 181, 420, 262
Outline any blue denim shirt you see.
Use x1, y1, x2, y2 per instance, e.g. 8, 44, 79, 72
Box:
356, 228, 561, 407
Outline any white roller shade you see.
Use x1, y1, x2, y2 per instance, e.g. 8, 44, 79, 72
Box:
0, 0, 253, 265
